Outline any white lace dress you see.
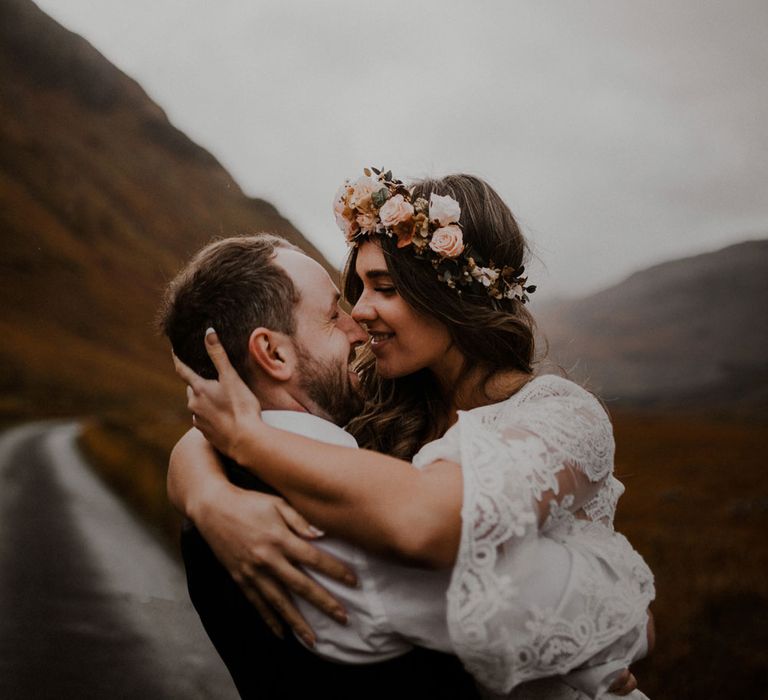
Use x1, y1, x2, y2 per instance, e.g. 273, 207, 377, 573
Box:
412, 374, 656, 699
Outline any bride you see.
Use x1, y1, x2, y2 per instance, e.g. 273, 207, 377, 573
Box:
171, 169, 655, 697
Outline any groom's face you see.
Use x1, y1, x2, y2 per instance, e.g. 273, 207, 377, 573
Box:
276, 249, 368, 426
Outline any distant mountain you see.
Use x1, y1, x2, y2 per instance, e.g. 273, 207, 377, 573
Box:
0, 0, 332, 421
536, 239, 768, 409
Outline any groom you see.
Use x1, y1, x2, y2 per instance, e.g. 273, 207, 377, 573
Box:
160, 233, 482, 699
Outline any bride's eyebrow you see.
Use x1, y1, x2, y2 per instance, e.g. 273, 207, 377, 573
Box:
365, 269, 392, 280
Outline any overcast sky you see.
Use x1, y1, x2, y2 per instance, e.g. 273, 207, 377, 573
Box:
34, 0, 768, 300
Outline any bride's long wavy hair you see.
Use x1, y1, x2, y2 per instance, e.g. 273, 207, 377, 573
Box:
343, 173, 538, 460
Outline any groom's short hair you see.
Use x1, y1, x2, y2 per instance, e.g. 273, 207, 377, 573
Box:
159, 234, 300, 384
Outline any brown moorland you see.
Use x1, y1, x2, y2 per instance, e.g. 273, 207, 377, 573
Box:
612, 411, 768, 698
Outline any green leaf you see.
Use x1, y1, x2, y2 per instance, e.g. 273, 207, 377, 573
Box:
371, 188, 390, 208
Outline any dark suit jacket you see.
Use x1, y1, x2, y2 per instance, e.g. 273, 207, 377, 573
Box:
180, 460, 481, 699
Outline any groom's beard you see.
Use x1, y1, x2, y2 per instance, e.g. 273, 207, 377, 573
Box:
295, 344, 363, 427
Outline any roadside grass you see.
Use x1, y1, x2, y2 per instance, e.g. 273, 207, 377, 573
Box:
77, 410, 188, 552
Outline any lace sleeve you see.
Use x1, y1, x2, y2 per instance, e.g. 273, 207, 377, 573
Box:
494, 383, 615, 528
446, 380, 655, 695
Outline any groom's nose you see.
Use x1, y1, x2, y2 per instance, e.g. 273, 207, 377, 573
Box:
339, 310, 368, 347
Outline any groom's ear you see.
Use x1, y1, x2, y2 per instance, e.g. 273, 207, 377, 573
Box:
247, 327, 297, 382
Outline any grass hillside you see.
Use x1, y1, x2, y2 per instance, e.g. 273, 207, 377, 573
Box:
0, 0, 334, 536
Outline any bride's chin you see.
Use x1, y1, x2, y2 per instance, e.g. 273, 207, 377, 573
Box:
374, 358, 395, 379
374, 358, 413, 381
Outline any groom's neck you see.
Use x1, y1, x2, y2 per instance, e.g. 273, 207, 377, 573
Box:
257, 385, 314, 416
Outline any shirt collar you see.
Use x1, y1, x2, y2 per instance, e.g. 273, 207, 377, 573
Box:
261, 411, 358, 449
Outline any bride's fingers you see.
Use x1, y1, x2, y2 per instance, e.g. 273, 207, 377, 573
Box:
266, 556, 348, 625
249, 570, 317, 648
172, 351, 203, 388
239, 584, 284, 640
283, 534, 358, 589
204, 328, 238, 382
274, 499, 325, 540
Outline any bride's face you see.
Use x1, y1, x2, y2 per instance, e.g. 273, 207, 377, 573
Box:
351, 241, 454, 380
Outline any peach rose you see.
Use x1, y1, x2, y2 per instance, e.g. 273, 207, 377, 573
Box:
379, 194, 415, 228
429, 193, 461, 227
429, 225, 464, 258
356, 210, 378, 232
394, 219, 416, 248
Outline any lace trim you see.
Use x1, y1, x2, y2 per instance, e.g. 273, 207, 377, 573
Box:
582, 476, 624, 527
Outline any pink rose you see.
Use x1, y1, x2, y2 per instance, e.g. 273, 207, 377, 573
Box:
379, 194, 414, 227
429, 193, 461, 227
429, 225, 464, 258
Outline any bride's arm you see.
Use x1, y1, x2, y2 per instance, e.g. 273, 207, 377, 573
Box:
175, 333, 599, 568
242, 424, 463, 566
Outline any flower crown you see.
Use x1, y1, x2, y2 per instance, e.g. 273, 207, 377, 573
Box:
333, 168, 536, 303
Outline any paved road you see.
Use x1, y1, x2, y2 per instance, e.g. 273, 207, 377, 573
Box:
0, 421, 239, 699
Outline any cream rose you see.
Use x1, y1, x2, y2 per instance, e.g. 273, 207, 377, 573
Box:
379, 194, 414, 227
429, 225, 464, 258
349, 176, 379, 210
429, 193, 461, 227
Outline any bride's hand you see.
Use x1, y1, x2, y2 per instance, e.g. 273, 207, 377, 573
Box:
173, 328, 262, 460
193, 483, 354, 647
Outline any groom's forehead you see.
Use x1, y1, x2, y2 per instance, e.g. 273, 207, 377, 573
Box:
274, 247, 337, 311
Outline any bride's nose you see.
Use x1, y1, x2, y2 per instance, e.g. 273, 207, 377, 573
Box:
351, 295, 376, 323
